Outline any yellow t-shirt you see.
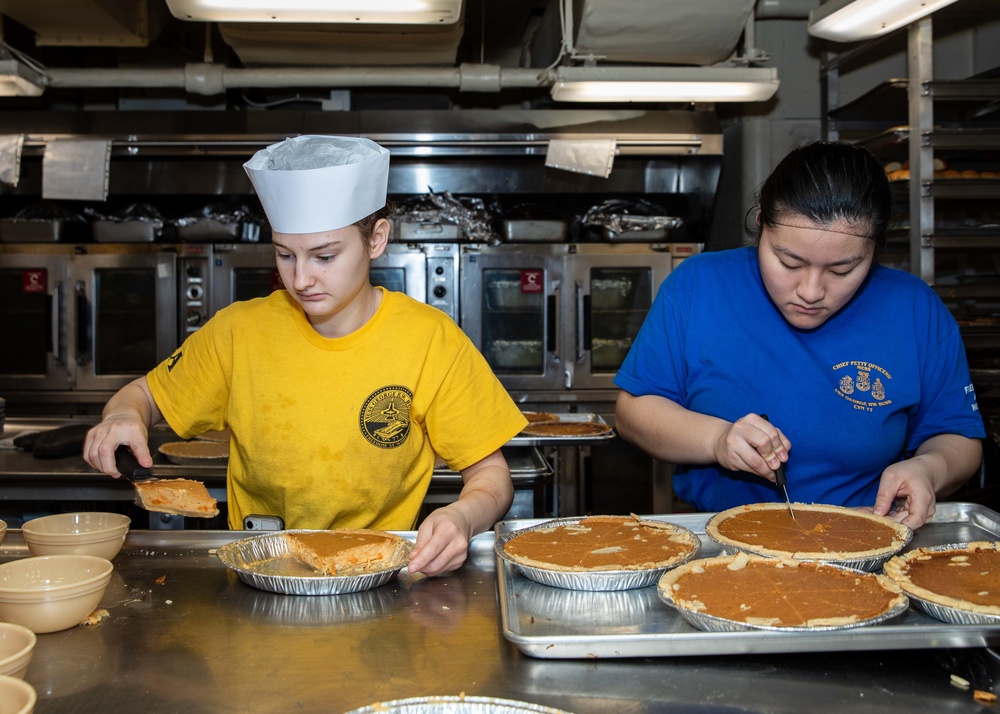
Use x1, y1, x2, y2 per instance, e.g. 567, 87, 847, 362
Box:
147, 288, 526, 530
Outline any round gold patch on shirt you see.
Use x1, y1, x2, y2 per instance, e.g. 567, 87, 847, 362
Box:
359, 386, 413, 448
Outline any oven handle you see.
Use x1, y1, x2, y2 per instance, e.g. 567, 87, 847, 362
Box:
546, 286, 559, 355
75, 281, 91, 366
575, 282, 592, 362
47, 281, 64, 364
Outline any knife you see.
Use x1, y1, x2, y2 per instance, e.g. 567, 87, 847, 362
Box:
760, 414, 795, 521
114, 444, 155, 483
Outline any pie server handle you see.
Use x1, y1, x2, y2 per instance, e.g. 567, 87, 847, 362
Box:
760, 414, 795, 519
114, 444, 153, 483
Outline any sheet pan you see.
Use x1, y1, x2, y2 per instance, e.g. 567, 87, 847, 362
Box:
496, 502, 1000, 658
508, 413, 615, 447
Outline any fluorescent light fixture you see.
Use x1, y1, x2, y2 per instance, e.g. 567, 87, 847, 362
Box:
164, 0, 462, 24
0, 59, 44, 97
550, 66, 779, 103
808, 0, 959, 42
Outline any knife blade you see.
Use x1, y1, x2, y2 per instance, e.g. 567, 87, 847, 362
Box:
760, 414, 795, 521
114, 444, 154, 483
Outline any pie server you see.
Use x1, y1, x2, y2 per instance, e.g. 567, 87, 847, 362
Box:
761, 414, 796, 521
114, 444, 156, 483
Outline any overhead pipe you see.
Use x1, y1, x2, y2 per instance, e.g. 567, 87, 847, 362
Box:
43, 62, 552, 96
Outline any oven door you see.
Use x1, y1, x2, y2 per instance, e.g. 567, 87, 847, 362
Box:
71, 249, 178, 392
372, 243, 427, 308
461, 244, 568, 391
0, 246, 71, 391
209, 244, 282, 320
566, 244, 674, 390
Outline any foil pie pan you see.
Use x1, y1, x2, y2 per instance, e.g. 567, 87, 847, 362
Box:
657, 561, 910, 633
215, 530, 412, 596
344, 696, 572, 714
886, 542, 1000, 626
495, 517, 701, 592
715, 542, 907, 573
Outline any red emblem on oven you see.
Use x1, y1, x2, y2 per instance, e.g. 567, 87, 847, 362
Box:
520, 269, 543, 293
22, 269, 46, 294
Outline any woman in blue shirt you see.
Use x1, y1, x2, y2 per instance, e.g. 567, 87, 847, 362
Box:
614, 141, 984, 528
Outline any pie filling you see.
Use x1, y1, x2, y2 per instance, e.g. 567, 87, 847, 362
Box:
285, 530, 408, 576
660, 553, 905, 627
134, 478, 219, 518
503, 516, 699, 571
885, 542, 1000, 613
709, 503, 908, 559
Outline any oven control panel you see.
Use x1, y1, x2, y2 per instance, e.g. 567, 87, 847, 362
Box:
425, 243, 459, 323
178, 248, 212, 339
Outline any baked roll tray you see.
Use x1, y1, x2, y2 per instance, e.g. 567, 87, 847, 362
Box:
507, 413, 615, 446
496, 502, 1000, 659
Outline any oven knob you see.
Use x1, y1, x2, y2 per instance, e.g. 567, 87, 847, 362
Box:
434, 266, 445, 275
433, 286, 447, 298
186, 285, 204, 300
186, 311, 203, 326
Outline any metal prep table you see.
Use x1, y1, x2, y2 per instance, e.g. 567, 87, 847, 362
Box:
7, 526, 1000, 714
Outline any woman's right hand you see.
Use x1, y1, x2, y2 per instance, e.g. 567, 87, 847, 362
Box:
713, 413, 791, 482
83, 416, 151, 479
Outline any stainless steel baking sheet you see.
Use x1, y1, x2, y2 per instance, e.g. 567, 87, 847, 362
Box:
508, 413, 615, 447
496, 503, 1000, 658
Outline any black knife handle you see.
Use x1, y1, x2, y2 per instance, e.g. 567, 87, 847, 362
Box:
759, 414, 787, 486
115, 445, 152, 482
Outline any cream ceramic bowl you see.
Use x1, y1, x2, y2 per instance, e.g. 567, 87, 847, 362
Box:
22, 512, 130, 560
0, 674, 35, 714
0, 624, 36, 679
0, 555, 114, 634
0, 520, 7, 547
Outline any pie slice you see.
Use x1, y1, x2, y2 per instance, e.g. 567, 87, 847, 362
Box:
284, 529, 411, 576
502, 515, 700, 572
522, 411, 559, 424
133, 478, 219, 518
520, 422, 612, 437
706, 502, 911, 564
658, 551, 908, 630
883, 541, 1000, 618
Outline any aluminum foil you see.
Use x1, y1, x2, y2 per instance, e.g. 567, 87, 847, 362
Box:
887, 542, 1000, 626
495, 517, 701, 592
344, 696, 572, 714
395, 191, 500, 244
215, 530, 412, 596
657, 562, 910, 633
714, 542, 907, 573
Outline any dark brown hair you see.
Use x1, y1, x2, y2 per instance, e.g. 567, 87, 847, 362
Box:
355, 200, 397, 244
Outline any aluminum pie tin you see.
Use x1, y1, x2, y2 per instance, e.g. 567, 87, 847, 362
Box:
344, 696, 573, 714
885, 542, 1000, 626
706, 505, 913, 572
215, 530, 412, 596
657, 559, 909, 633
495, 517, 701, 592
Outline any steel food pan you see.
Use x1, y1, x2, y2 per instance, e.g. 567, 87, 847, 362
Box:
497, 503, 1000, 658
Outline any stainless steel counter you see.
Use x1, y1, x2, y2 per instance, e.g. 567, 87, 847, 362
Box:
8, 528, 1000, 714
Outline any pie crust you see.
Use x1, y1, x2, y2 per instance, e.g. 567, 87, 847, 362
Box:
658, 551, 907, 629
284, 529, 411, 576
520, 422, 612, 437
522, 411, 559, 424
133, 478, 219, 518
706, 502, 911, 563
501, 515, 700, 572
883, 541, 1000, 617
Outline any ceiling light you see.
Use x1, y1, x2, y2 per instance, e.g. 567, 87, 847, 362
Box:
808, 0, 960, 42
550, 67, 779, 103
0, 59, 44, 97
164, 0, 462, 24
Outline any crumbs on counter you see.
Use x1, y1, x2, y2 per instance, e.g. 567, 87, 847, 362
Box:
952, 674, 971, 690
81, 609, 109, 626
155, 575, 167, 585
974, 690, 997, 704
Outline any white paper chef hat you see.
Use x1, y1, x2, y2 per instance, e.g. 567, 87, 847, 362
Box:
243, 135, 390, 234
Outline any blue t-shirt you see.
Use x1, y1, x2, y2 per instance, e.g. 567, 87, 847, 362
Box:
614, 247, 985, 512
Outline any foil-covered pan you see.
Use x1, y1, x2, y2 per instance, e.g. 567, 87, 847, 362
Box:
657, 558, 909, 633
344, 696, 572, 714
215, 530, 412, 596
495, 517, 701, 592
884, 542, 1000, 626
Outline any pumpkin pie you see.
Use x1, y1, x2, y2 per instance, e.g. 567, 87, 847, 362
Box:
133, 478, 219, 518
520, 422, 612, 437
706, 502, 911, 564
501, 515, 700, 572
883, 541, 1000, 618
522, 411, 559, 424
658, 551, 908, 629
284, 529, 411, 576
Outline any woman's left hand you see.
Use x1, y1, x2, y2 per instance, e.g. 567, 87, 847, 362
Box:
407, 508, 473, 577
871, 459, 938, 528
